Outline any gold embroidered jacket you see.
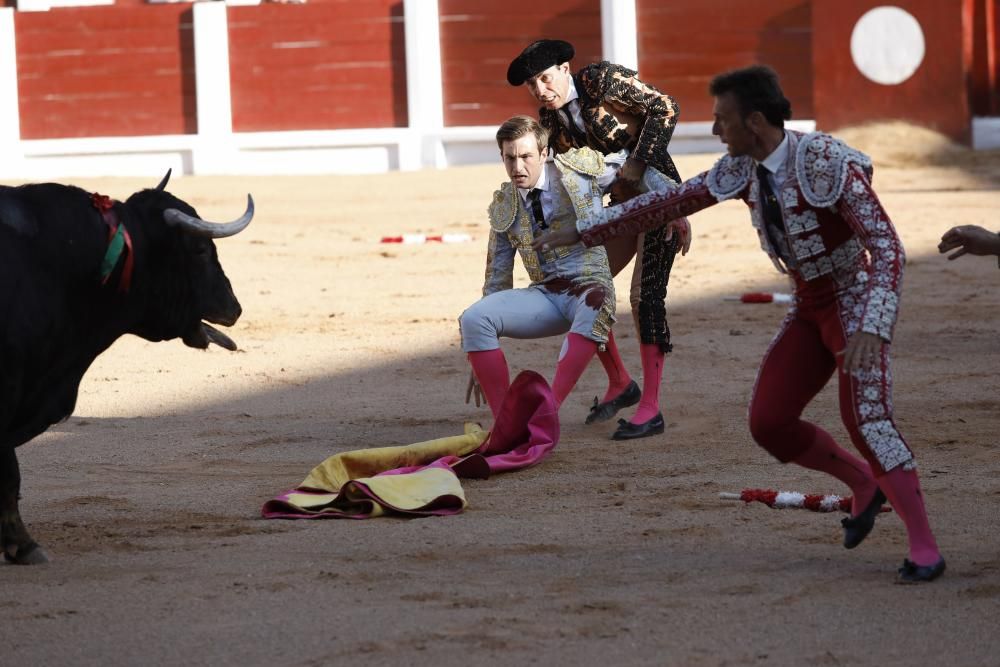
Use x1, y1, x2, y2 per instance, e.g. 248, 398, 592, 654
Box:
481, 147, 617, 338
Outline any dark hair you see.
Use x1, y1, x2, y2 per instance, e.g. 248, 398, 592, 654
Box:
496, 115, 549, 152
709, 65, 792, 128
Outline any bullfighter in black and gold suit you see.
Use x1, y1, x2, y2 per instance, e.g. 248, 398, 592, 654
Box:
508, 39, 691, 440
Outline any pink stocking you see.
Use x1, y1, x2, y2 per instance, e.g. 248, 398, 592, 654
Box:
551, 333, 599, 407
792, 426, 877, 516
467, 349, 510, 419
595, 330, 632, 402
879, 466, 942, 566
631, 343, 664, 424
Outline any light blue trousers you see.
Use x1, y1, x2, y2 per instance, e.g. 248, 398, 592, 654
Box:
459, 284, 608, 353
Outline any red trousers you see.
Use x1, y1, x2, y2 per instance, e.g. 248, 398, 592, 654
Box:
748, 275, 914, 475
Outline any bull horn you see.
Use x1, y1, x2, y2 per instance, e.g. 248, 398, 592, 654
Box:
155, 168, 172, 191
163, 195, 254, 239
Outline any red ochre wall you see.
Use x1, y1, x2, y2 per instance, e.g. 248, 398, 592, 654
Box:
636, 0, 814, 122
812, 1, 971, 142
10, 1, 992, 142
14, 6, 195, 140
438, 0, 602, 127
13, 0, 406, 139
227, 0, 407, 132
435, 0, 812, 128
966, 0, 999, 116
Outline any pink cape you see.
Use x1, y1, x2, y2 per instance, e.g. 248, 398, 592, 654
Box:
261, 370, 559, 519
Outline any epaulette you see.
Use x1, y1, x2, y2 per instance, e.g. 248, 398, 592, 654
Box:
706, 154, 752, 201
554, 146, 605, 177
487, 182, 518, 232
795, 132, 873, 208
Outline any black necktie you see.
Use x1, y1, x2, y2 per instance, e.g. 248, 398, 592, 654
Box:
559, 102, 587, 146
756, 164, 792, 265
527, 188, 547, 229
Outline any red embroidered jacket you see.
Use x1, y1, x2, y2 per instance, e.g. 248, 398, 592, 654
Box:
578, 131, 906, 342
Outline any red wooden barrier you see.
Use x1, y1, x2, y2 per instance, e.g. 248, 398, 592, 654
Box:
812, 1, 970, 142
14, 6, 194, 139
227, 0, 407, 132
636, 0, 813, 123
968, 0, 1000, 116
438, 0, 602, 127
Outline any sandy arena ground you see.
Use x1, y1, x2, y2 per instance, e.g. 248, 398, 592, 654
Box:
2, 126, 999, 666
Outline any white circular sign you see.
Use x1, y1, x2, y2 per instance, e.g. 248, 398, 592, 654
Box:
850, 6, 925, 85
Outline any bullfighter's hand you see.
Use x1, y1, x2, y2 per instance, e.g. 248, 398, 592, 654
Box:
465, 371, 484, 407
619, 157, 647, 191
673, 217, 692, 256
938, 225, 1000, 259
531, 226, 581, 251
839, 331, 883, 374
609, 178, 642, 205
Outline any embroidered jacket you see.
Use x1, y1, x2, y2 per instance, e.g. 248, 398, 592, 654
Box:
539, 61, 681, 180
579, 131, 906, 342
482, 148, 617, 337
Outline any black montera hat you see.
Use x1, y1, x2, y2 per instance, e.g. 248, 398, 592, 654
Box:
507, 39, 575, 86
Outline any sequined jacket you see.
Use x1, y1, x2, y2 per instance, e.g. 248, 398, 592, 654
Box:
539, 61, 681, 180
482, 147, 615, 300
578, 131, 905, 342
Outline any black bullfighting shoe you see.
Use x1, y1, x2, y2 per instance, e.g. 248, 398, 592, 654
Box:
841, 487, 887, 549
585, 380, 641, 425
611, 412, 664, 440
896, 557, 946, 583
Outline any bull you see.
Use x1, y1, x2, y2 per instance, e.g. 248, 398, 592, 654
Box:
0, 171, 253, 564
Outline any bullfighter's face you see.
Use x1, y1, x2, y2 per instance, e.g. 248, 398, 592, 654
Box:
525, 63, 572, 110
501, 135, 547, 191
712, 92, 755, 158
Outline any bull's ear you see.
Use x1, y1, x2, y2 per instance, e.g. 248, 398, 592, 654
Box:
155, 169, 172, 192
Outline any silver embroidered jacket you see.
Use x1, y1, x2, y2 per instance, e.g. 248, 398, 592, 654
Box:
578, 131, 905, 342
482, 147, 618, 298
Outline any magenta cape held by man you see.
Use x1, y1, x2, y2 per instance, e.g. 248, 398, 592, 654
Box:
261, 371, 559, 519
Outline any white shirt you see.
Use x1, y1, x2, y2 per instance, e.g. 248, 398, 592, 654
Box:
755, 132, 794, 267
756, 131, 790, 191
518, 151, 626, 227
559, 79, 585, 132
518, 160, 551, 207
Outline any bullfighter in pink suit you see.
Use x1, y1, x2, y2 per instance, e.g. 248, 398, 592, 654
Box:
533, 65, 945, 583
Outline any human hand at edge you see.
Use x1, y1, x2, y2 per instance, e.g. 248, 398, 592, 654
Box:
938, 225, 1000, 259
465, 371, 484, 407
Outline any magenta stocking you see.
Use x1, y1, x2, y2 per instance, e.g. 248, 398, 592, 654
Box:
551, 333, 599, 407
879, 466, 942, 566
631, 343, 664, 424
467, 349, 510, 419
793, 426, 878, 516
595, 330, 632, 402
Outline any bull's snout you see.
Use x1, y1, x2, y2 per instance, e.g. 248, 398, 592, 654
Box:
205, 299, 241, 328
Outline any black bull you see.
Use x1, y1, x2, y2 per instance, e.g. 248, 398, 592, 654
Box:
0, 171, 253, 564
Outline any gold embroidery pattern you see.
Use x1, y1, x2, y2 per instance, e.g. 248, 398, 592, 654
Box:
554, 147, 604, 177
487, 184, 518, 233
510, 213, 544, 284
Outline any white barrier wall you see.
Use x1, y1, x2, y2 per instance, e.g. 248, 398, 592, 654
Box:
0, 9, 23, 173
